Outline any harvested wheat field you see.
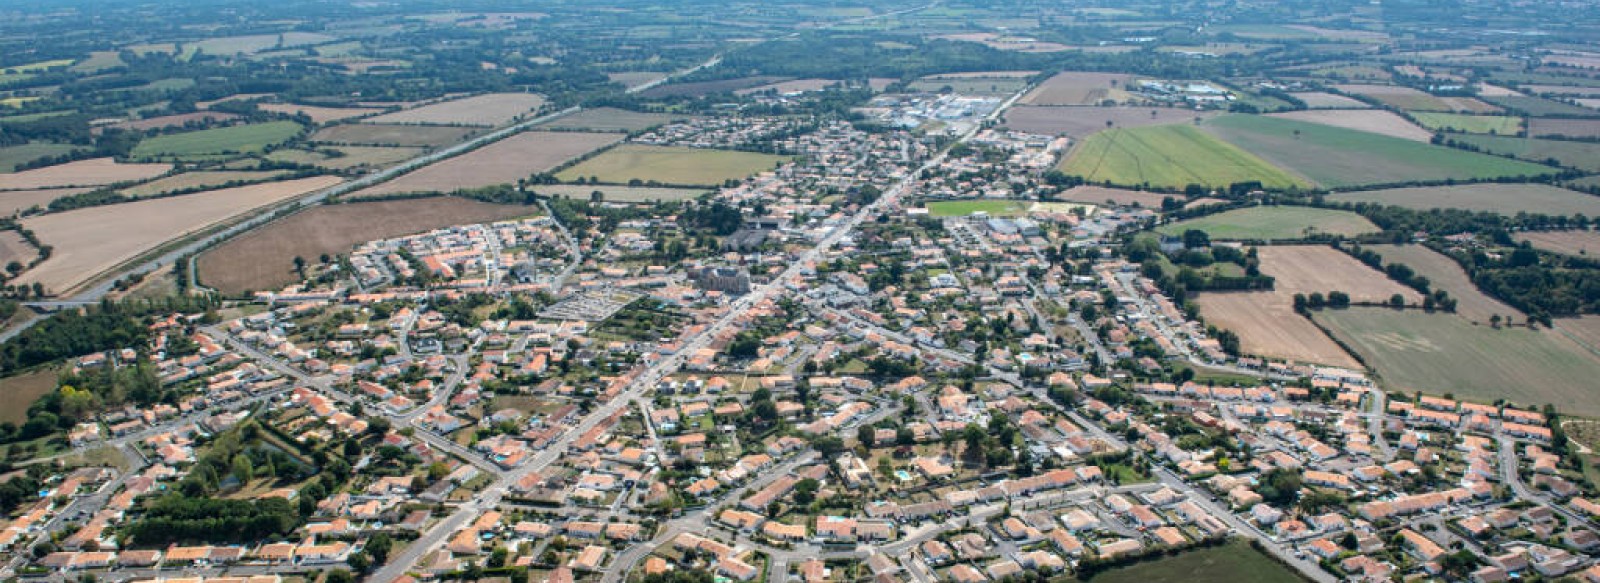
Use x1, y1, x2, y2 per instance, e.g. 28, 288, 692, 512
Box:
1022, 72, 1139, 105
1290, 92, 1371, 109
1002, 106, 1217, 137
1529, 118, 1600, 138
351, 131, 620, 197
1258, 245, 1423, 304
18, 175, 341, 295
257, 103, 383, 123
120, 171, 290, 198
1056, 185, 1171, 208
101, 112, 239, 132
533, 184, 706, 202
311, 124, 479, 147
1195, 292, 1360, 367
1266, 109, 1433, 142
197, 197, 537, 295
1368, 244, 1520, 324
1516, 229, 1600, 258
1556, 316, 1600, 355
0, 158, 172, 190
0, 187, 89, 216
364, 93, 545, 126
0, 230, 37, 267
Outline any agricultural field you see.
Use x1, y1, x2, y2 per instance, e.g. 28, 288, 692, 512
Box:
256, 103, 382, 123
908, 75, 1031, 96
1202, 114, 1554, 188
1020, 71, 1138, 105
1528, 118, 1600, 138
1368, 244, 1521, 323
197, 197, 536, 295
101, 111, 238, 132
1156, 206, 1378, 240
1515, 229, 1600, 258
191, 32, 336, 56
267, 146, 424, 171
1001, 106, 1218, 137
1258, 245, 1422, 304
1332, 84, 1500, 112
555, 145, 788, 187
1082, 541, 1306, 583
17, 175, 341, 295
606, 71, 669, 88
735, 79, 840, 95
0, 143, 78, 172
70, 51, 124, 73
925, 199, 1029, 217
1265, 109, 1432, 142
532, 184, 706, 203
0, 230, 38, 267
638, 76, 790, 98
1289, 91, 1371, 108
0, 158, 171, 190
363, 93, 545, 126
537, 108, 686, 133
1450, 134, 1600, 172
0, 367, 61, 425
310, 124, 479, 147
353, 131, 619, 197
119, 170, 291, 198
1195, 292, 1360, 368
0, 188, 90, 216
1315, 308, 1600, 416
1409, 112, 1522, 134
1328, 184, 1600, 216
1058, 125, 1307, 190
1056, 185, 1171, 208
1556, 316, 1600, 355
129, 121, 304, 159
1484, 95, 1597, 117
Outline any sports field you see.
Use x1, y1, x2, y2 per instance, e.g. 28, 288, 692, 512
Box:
1328, 184, 1600, 216
1058, 125, 1308, 190
1202, 114, 1554, 188
925, 199, 1029, 217
1156, 206, 1378, 240
1316, 308, 1600, 416
555, 145, 788, 187
130, 121, 304, 159
1409, 112, 1521, 135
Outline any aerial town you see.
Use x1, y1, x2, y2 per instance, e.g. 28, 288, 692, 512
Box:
5, 1, 1600, 583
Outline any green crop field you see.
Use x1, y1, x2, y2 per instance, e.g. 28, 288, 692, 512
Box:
1203, 114, 1555, 188
555, 145, 788, 186
1410, 112, 1522, 135
130, 121, 304, 159
1083, 541, 1307, 583
1316, 308, 1600, 416
1483, 95, 1598, 117
1448, 134, 1600, 172
0, 143, 79, 172
926, 199, 1029, 216
1156, 206, 1378, 240
1057, 124, 1309, 190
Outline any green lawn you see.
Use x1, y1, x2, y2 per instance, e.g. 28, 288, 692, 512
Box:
1203, 114, 1555, 188
1315, 308, 1600, 416
1083, 541, 1307, 583
1058, 124, 1309, 190
130, 121, 304, 159
926, 199, 1029, 217
556, 145, 789, 187
1155, 206, 1379, 240
1409, 112, 1522, 135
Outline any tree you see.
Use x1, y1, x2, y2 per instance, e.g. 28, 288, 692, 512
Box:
326, 569, 356, 583
366, 533, 393, 563
1390, 294, 1405, 308
857, 425, 875, 448
1182, 229, 1210, 249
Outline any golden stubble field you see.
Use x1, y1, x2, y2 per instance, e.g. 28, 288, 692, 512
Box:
1194, 245, 1420, 367
0, 158, 172, 190
17, 176, 342, 295
349, 131, 621, 198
